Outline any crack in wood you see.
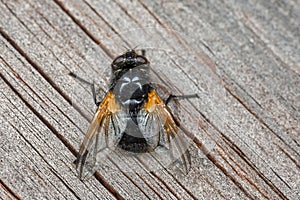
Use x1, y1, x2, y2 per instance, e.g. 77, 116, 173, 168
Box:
0, 179, 22, 200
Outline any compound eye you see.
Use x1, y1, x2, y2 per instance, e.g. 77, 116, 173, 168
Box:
112, 56, 125, 69
136, 56, 147, 64
113, 56, 125, 65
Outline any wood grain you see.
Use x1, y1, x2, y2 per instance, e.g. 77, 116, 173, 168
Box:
0, 0, 299, 199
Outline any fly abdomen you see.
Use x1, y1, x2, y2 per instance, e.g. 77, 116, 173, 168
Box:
118, 118, 149, 153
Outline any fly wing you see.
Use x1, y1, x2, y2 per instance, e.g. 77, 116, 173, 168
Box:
138, 89, 191, 174
74, 91, 126, 180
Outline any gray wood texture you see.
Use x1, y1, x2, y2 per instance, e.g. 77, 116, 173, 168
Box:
0, 0, 299, 199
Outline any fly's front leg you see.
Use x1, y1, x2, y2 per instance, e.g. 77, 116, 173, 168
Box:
69, 72, 102, 106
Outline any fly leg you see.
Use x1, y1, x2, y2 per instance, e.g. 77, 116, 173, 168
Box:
150, 83, 198, 105
141, 49, 146, 56
69, 72, 103, 106
165, 94, 199, 105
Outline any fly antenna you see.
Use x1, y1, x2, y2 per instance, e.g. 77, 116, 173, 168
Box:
121, 44, 131, 52
133, 44, 140, 51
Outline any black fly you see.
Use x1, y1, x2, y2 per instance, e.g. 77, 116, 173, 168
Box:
71, 49, 197, 180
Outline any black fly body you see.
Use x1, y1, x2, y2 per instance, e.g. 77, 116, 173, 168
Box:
71, 49, 197, 180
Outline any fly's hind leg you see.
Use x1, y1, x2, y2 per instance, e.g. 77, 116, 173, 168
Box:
69, 72, 104, 106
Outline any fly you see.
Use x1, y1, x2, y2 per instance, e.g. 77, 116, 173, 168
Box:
70, 49, 198, 180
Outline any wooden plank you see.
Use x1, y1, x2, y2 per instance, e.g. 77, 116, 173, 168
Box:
0, 0, 299, 199
0, 41, 117, 199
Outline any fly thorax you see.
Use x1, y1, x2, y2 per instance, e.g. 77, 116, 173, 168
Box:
114, 68, 150, 108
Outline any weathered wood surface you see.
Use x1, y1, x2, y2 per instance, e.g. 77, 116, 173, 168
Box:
0, 0, 299, 199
